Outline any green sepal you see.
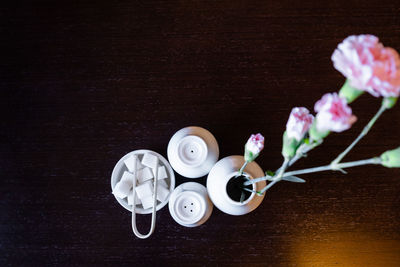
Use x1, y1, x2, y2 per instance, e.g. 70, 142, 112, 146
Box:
308, 121, 330, 141
381, 147, 400, 168
382, 97, 398, 109
244, 149, 258, 162
339, 79, 364, 103
282, 131, 300, 158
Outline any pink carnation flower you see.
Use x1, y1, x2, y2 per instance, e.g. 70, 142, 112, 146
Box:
314, 93, 357, 132
245, 133, 265, 155
332, 34, 400, 97
286, 107, 314, 141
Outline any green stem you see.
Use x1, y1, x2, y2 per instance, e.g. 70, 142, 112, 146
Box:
331, 104, 386, 165
257, 157, 290, 195
273, 140, 321, 180
288, 140, 321, 167
283, 157, 381, 177
247, 140, 322, 187
237, 161, 248, 176
242, 187, 257, 194
244, 157, 381, 186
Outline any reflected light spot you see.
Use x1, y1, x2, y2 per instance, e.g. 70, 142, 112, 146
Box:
290, 231, 400, 266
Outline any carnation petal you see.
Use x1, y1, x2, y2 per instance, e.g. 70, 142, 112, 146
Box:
332, 35, 400, 98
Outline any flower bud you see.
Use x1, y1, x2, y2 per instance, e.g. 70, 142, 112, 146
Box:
380, 147, 400, 168
244, 133, 265, 162
286, 107, 314, 141
282, 131, 300, 158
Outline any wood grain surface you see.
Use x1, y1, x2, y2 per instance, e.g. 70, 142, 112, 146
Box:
1, 0, 400, 266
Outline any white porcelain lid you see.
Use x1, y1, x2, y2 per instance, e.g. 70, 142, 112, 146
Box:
167, 126, 219, 178
172, 191, 206, 225
168, 182, 213, 227
177, 135, 208, 167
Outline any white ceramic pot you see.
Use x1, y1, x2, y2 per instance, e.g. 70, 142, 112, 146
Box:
167, 126, 219, 178
206, 155, 266, 216
168, 182, 213, 227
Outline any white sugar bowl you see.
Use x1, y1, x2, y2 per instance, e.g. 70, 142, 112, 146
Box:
111, 149, 175, 214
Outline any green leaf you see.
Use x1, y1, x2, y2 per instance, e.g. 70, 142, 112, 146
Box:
266, 170, 275, 176
282, 176, 306, 183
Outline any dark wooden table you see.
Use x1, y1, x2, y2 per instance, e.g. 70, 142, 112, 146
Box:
2, 0, 400, 266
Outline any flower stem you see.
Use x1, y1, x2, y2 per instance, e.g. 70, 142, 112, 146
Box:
236, 161, 249, 178
331, 104, 386, 165
244, 175, 272, 185
257, 157, 290, 195
283, 157, 381, 177
244, 157, 381, 186
242, 187, 257, 194
276, 140, 322, 175
289, 141, 321, 167
239, 161, 248, 174
268, 141, 321, 186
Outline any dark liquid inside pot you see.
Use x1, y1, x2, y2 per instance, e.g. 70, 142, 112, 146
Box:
226, 175, 253, 202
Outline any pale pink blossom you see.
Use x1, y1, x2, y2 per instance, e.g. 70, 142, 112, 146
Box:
332, 34, 400, 97
245, 133, 265, 155
314, 93, 357, 132
286, 107, 314, 141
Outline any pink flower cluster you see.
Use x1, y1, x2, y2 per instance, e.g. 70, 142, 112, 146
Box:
314, 93, 357, 132
245, 133, 265, 155
286, 107, 314, 141
332, 34, 400, 97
